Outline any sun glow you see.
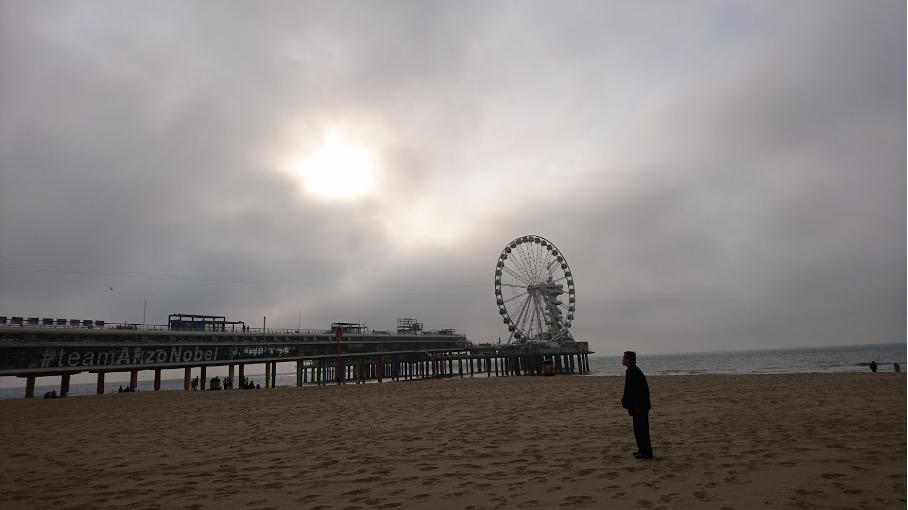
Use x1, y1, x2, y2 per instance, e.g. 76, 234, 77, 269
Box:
296, 135, 374, 200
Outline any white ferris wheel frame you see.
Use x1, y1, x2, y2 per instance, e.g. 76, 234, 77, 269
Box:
494, 235, 576, 345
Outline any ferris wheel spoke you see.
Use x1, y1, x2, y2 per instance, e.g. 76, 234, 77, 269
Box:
550, 274, 568, 284
527, 294, 543, 341
533, 249, 550, 282
531, 247, 547, 283
516, 245, 539, 282
506, 256, 535, 285
501, 265, 532, 286
511, 247, 535, 283
511, 296, 534, 336
502, 291, 529, 305
523, 245, 539, 282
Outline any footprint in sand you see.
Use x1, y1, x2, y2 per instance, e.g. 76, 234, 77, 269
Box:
560, 495, 594, 506
659, 492, 678, 503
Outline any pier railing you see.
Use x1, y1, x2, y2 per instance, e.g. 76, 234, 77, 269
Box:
1, 322, 341, 335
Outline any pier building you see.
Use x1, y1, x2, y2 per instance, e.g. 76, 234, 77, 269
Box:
0, 315, 592, 398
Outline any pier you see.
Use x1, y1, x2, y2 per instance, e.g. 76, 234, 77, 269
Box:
0, 315, 593, 397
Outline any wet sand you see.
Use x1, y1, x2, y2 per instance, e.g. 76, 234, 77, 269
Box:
1, 373, 904, 509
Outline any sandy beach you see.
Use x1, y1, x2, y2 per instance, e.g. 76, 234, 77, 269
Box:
1, 373, 904, 509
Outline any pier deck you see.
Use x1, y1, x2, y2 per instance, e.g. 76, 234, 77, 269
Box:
0, 324, 593, 397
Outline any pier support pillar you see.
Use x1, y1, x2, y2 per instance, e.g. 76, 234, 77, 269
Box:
238, 364, 245, 388
296, 361, 303, 387
378, 356, 384, 383
153, 369, 161, 391
265, 362, 271, 389
228, 364, 235, 389
130, 370, 138, 390
61, 373, 71, 396
25, 375, 36, 398
184, 367, 191, 390
200, 366, 207, 390
96, 372, 105, 395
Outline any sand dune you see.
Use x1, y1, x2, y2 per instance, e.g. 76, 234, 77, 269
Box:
1, 373, 904, 509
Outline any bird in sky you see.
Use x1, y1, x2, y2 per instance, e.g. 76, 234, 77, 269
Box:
109, 287, 114, 291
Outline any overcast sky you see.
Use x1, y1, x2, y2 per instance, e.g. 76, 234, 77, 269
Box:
0, 1, 904, 356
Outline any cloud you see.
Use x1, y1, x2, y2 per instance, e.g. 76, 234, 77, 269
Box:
1, 1, 904, 356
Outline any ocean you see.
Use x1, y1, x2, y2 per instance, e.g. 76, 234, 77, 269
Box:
1, 342, 904, 400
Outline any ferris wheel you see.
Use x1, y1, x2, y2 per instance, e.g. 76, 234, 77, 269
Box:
494, 235, 576, 345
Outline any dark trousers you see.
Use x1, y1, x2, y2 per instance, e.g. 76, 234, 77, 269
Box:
632, 411, 652, 455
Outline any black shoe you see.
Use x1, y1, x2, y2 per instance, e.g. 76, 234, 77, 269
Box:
635, 452, 653, 460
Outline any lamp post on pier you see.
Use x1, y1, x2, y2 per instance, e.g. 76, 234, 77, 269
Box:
335, 326, 343, 384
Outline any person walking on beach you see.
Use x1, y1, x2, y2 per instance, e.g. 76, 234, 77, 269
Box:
622, 351, 653, 459
869, 361, 877, 373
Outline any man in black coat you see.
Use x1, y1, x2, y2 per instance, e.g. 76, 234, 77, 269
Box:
622, 351, 653, 459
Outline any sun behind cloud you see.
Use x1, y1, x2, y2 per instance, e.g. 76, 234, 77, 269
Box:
296, 134, 374, 200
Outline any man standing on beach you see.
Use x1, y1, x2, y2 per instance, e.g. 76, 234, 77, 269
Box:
622, 351, 653, 459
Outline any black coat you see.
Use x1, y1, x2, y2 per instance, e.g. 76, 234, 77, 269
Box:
622, 364, 651, 414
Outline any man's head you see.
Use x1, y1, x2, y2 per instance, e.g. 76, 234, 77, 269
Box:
622, 351, 636, 367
